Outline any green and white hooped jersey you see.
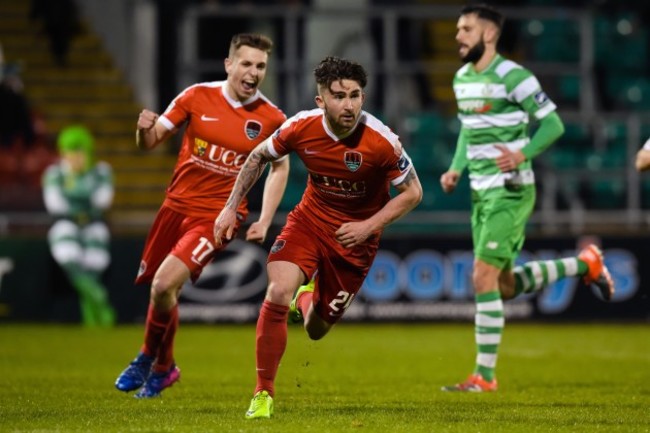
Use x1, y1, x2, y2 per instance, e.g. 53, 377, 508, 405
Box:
42, 161, 114, 220
454, 54, 556, 199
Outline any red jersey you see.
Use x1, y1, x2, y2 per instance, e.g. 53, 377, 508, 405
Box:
159, 81, 286, 219
267, 109, 412, 231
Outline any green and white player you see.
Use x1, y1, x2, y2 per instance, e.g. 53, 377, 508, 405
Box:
440, 3, 615, 392
42, 125, 115, 327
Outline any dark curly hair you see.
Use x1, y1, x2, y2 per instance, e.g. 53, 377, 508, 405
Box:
460, 3, 504, 30
314, 56, 368, 92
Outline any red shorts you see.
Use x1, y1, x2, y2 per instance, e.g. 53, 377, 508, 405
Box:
135, 205, 237, 285
268, 210, 379, 324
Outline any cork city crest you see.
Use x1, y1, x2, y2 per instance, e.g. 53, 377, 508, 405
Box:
270, 239, 286, 254
245, 120, 262, 139
344, 151, 363, 172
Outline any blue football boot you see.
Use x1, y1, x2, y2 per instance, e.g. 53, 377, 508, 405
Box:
134, 364, 181, 398
115, 352, 154, 392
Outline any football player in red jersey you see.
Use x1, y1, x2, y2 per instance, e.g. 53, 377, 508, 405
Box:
115, 34, 289, 398
214, 56, 423, 418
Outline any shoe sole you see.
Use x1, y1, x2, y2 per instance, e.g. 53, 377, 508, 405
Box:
441, 385, 497, 392
595, 266, 615, 301
115, 382, 144, 392
245, 402, 273, 419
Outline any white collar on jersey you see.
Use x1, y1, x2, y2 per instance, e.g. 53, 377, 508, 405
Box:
321, 111, 365, 141
221, 83, 261, 108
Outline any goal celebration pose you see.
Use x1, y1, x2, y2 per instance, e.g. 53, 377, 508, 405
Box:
214, 56, 423, 418
114, 34, 288, 398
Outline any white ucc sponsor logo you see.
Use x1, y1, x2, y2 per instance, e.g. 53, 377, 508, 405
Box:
194, 138, 247, 167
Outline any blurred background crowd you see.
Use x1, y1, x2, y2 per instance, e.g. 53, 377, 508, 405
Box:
2, 0, 650, 238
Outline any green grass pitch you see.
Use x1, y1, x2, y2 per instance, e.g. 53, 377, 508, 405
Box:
1, 323, 648, 432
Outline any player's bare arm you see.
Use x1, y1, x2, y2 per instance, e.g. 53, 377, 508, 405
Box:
135, 109, 174, 150
335, 168, 423, 248
635, 148, 650, 172
246, 156, 290, 243
214, 139, 278, 244
225, 139, 277, 211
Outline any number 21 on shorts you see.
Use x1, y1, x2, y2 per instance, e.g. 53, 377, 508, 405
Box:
329, 290, 355, 316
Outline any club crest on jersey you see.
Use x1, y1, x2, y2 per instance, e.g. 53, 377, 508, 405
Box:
344, 151, 363, 172
270, 239, 286, 254
245, 120, 262, 139
193, 138, 208, 156
534, 91, 549, 106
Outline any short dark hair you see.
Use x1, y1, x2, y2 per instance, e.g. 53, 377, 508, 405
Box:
460, 3, 505, 30
314, 56, 368, 92
229, 33, 273, 57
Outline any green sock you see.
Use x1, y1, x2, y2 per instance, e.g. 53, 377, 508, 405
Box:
79, 298, 98, 327
68, 269, 114, 327
514, 257, 587, 296
474, 291, 503, 382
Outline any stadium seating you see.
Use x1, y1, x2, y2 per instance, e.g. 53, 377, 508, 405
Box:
523, 19, 580, 63
0, 0, 176, 234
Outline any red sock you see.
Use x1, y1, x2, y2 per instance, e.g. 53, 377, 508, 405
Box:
141, 303, 172, 359
254, 301, 289, 397
297, 290, 313, 317
154, 304, 178, 373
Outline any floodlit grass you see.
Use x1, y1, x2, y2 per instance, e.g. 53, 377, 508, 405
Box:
1, 323, 648, 432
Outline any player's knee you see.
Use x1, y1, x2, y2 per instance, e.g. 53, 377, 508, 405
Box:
150, 276, 178, 300
265, 281, 295, 305
472, 269, 493, 292
473, 257, 504, 291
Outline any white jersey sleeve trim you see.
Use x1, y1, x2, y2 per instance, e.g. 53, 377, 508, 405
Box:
390, 150, 413, 186
390, 167, 412, 186
534, 102, 557, 120
509, 76, 541, 103
267, 109, 323, 158
158, 115, 175, 131
266, 136, 282, 159
362, 111, 400, 147
494, 59, 522, 78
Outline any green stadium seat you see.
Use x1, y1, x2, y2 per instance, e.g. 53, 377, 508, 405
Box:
595, 15, 648, 74
558, 75, 580, 103
547, 148, 583, 169
588, 179, 625, 209
523, 19, 579, 62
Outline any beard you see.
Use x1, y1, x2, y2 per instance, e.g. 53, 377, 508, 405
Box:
461, 38, 486, 63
